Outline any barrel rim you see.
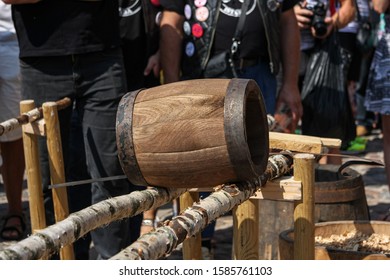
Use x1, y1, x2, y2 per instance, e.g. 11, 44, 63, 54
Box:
223, 78, 269, 181
116, 89, 148, 186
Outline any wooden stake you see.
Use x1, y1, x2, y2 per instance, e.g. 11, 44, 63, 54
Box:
180, 192, 202, 260
42, 102, 74, 260
233, 199, 259, 259
293, 153, 315, 260
20, 100, 47, 232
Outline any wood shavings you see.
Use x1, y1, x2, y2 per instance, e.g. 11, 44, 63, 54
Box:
315, 230, 390, 254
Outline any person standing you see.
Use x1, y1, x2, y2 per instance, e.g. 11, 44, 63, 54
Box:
0, 1, 25, 241
3, 0, 136, 259
353, 0, 379, 138
294, 0, 356, 163
160, 0, 302, 123
119, 0, 161, 91
118, 0, 162, 236
365, 0, 390, 196
158, 0, 302, 255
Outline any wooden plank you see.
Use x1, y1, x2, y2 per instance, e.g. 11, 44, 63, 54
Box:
189, 177, 302, 201
134, 79, 230, 103
137, 146, 236, 189
134, 94, 225, 126
320, 137, 343, 148
23, 118, 46, 136
269, 132, 341, 153
133, 118, 225, 153
252, 177, 302, 201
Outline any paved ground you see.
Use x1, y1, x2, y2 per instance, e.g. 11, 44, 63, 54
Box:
1, 129, 389, 259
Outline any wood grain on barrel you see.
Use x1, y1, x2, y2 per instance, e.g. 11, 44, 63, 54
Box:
116, 78, 269, 188
133, 80, 233, 188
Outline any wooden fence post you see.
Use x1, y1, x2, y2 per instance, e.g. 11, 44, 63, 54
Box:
293, 153, 315, 260
232, 199, 259, 259
180, 191, 202, 259
42, 102, 74, 260
20, 100, 46, 232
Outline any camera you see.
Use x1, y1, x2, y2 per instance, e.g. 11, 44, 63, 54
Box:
306, 1, 327, 37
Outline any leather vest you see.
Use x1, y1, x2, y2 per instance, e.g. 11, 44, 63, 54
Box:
181, 0, 282, 79
141, 0, 161, 56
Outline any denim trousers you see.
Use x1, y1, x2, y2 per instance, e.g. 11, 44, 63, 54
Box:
20, 48, 142, 259
238, 61, 277, 115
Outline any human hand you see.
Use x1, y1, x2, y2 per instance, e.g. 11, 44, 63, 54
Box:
2, 0, 41, 4
294, 1, 313, 29
144, 50, 160, 78
275, 84, 303, 134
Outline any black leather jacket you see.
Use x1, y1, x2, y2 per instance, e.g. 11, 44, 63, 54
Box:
119, 0, 161, 56
141, 0, 161, 55
181, 0, 282, 79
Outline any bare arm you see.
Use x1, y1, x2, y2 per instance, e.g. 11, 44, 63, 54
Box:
276, 9, 303, 133
294, 0, 355, 38
372, 0, 389, 13
316, 0, 355, 38
159, 10, 184, 84
332, 0, 355, 29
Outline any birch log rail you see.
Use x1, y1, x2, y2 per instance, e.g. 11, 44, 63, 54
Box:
0, 154, 293, 260
0, 187, 188, 260
0, 97, 71, 136
110, 154, 293, 260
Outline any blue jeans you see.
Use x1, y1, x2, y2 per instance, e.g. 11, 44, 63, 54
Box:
20, 48, 142, 259
238, 61, 277, 115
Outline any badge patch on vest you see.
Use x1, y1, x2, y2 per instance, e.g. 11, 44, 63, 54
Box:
220, 0, 257, 17
119, 0, 141, 17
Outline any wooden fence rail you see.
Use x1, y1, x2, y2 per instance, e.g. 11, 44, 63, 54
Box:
110, 154, 295, 260
110, 182, 266, 260
0, 187, 187, 260
0, 154, 293, 260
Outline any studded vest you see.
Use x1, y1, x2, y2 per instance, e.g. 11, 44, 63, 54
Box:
181, 0, 282, 79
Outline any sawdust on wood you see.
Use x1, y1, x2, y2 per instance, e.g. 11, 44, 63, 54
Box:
315, 230, 390, 254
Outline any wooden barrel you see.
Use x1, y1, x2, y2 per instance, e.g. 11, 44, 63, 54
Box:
279, 220, 390, 260
116, 78, 269, 188
313, 164, 369, 221
255, 164, 369, 259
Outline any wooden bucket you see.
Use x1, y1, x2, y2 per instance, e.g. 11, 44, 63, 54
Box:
255, 164, 369, 259
116, 78, 269, 188
279, 220, 390, 260
313, 164, 369, 221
